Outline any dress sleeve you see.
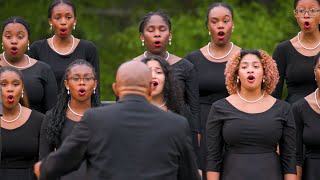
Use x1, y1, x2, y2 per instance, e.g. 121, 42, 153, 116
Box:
177, 117, 201, 180
292, 102, 304, 166
272, 44, 286, 99
206, 104, 224, 172
42, 64, 58, 113
40, 111, 91, 179
185, 65, 200, 133
39, 113, 54, 160
87, 43, 100, 99
279, 104, 297, 174
28, 41, 40, 60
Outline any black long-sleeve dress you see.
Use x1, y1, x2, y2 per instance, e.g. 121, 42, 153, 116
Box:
0, 110, 44, 180
272, 40, 317, 104
206, 99, 296, 180
39, 112, 86, 180
292, 98, 320, 180
185, 50, 229, 171
28, 39, 100, 97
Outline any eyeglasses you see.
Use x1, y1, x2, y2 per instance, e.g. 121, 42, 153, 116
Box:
68, 77, 95, 82
294, 9, 320, 17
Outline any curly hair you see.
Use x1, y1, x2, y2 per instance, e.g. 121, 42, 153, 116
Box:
47, 59, 100, 147
225, 49, 279, 95
141, 56, 184, 114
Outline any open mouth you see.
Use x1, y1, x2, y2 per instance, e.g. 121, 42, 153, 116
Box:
60, 28, 67, 35
154, 41, 161, 47
7, 95, 14, 103
247, 75, 255, 83
78, 89, 86, 96
304, 21, 311, 29
151, 81, 158, 89
217, 31, 225, 40
10, 47, 18, 54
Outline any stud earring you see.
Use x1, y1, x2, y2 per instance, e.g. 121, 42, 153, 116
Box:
169, 39, 172, 46
27, 43, 30, 51
73, 23, 76, 30
21, 90, 24, 98
236, 76, 239, 84
67, 88, 70, 95
93, 88, 96, 94
141, 39, 144, 47
50, 24, 52, 30
262, 78, 265, 83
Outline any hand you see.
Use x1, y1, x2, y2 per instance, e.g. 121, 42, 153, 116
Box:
34, 161, 42, 178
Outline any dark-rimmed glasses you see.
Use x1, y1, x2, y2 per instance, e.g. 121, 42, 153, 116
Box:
68, 77, 95, 82
294, 9, 320, 17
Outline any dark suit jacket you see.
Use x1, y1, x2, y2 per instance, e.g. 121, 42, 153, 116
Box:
40, 94, 200, 180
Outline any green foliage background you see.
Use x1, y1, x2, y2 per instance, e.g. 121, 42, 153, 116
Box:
1, 0, 296, 100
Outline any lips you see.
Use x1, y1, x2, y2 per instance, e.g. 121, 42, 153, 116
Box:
7, 95, 14, 103
78, 88, 86, 96
217, 31, 225, 40
247, 75, 255, 83
10, 47, 18, 54
151, 80, 159, 89
60, 28, 67, 35
154, 41, 161, 47
304, 21, 311, 29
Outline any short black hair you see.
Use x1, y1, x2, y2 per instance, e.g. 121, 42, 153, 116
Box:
205, 2, 234, 27
48, 0, 77, 18
139, 11, 171, 33
2, 16, 30, 37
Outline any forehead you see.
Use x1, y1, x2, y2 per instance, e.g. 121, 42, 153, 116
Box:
3, 23, 27, 34
145, 15, 168, 27
146, 60, 162, 68
240, 54, 261, 63
296, 0, 320, 7
68, 65, 94, 75
0, 70, 21, 80
209, 6, 232, 18
52, 3, 74, 15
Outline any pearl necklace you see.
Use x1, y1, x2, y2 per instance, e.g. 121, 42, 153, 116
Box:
297, 32, 320, 50
51, 35, 75, 55
1, 103, 22, 123
159, 101, 167, 108
207, 42, 234, 60
2, 52, 31, 69
143, 51, 170, 60
237, 91, 265, 103
67, 101, 84, 117
314, 88, 320, 109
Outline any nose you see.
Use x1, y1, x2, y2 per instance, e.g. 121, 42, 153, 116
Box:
154, 29, 161, 37
151, 71, 157, 78
217, 21, 225, 29
60, 17, 67, 25
10, 37, 18, 45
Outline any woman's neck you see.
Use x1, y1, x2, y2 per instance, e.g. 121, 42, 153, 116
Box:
3, 103, 21, 118
300, 31, 320, 44
150, 95, 166, 108
69, 98, 92, 112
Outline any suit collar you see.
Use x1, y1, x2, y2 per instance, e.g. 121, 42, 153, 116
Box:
118, 94, 149, 103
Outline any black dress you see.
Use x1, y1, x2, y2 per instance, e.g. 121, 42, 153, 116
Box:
272, 40, 317, 104
206, 99, 296, 180
39, 113, 86, 180
171, 58, 200, 158
28, 39, 100, 97
0, 110, 44, 180
292, 98, 320, 180
21, 61, 58, 113
185, 50, 229, 172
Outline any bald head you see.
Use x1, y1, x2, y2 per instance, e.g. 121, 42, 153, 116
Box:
113, 61, 152, 98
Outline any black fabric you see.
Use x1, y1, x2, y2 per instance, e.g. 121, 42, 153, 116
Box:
0, 110, 44, 180
185, 50, 229, 177
39, 94, 200, 180
39, 114, 86, 180
206, 99, 296, 180
28, 39, 100, 97
21, 61, 58, 113
292, 98, 320, 180
272, 40, 317, 104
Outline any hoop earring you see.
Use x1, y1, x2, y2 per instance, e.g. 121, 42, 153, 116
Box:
169, 39, 172, 46
21, 90, 24, 98
67, 88, 70, 95
141, 40, 144, 47
93, 88, 96, 94
50, 24, 52, 30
